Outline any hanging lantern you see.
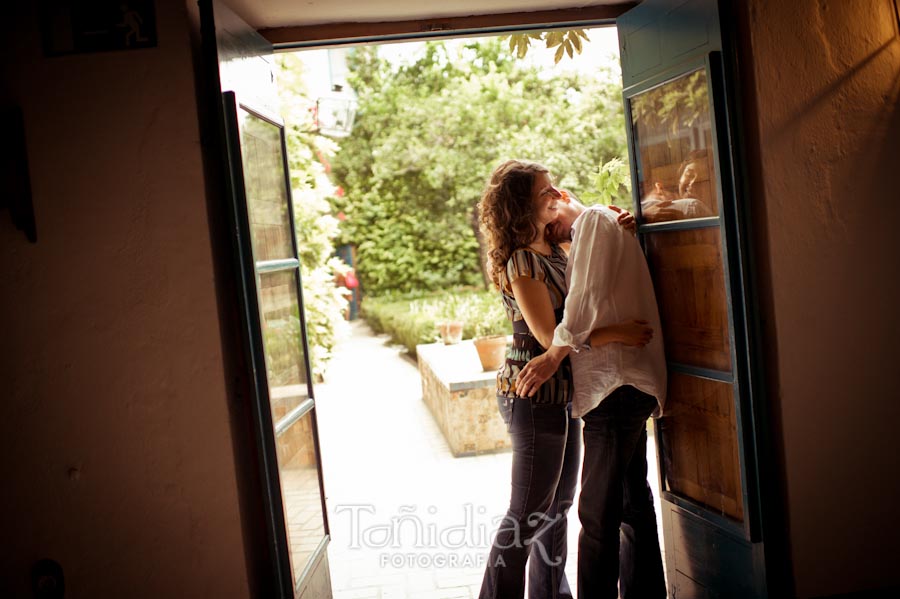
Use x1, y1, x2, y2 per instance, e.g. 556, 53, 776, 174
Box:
315, 84, 357, 138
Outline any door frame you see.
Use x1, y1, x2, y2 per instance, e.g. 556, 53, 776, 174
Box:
195, 1, 783, 596
616, 0, 780, 591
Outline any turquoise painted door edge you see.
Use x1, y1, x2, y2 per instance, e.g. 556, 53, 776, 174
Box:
619, 0, 778, 596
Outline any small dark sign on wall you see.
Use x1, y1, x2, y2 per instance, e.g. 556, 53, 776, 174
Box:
1, 107, 37, 243
40, 1, 157, 56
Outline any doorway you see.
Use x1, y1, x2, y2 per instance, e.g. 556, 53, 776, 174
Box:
276, 29, 666, 598
206, 1, 773, 596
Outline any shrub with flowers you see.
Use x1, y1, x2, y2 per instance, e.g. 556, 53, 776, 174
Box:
276, 53, 351, 379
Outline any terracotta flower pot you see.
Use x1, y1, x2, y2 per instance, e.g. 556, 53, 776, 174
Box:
439, 320, 464, 345
473, 334, 508, 371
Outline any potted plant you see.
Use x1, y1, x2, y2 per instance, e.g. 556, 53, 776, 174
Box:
466, 297, 511, 371
438, 320, 464, 345
435, 295, 464, 345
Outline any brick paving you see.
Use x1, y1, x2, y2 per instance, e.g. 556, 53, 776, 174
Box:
314, 320, 664, 599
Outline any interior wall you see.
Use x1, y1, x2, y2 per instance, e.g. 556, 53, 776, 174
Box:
739, 1, 900, 596
4, 1, 898, 597
0, 2, 252, 597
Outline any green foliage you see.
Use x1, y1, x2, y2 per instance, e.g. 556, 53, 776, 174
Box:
431, 291, 510, 339
463, 293, 511, 338
630, 69, 708, 137
362, 289, 511, 356
332, 37, 628, 297
298, 256, 351, 378
505, 29, 591, 63
583, 157, 634, 210
362, 295, 441, 357
275, 53, 350, 378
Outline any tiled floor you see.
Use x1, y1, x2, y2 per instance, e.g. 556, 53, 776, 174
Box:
314, 320, 664, 599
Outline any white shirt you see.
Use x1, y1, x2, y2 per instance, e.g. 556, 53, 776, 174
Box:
641, 197, 712, 219
551, 205, 667, 418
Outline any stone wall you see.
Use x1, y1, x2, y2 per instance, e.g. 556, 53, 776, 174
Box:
417, 341, 511, 457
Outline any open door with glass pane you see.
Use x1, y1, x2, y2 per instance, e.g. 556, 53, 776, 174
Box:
222, 92, 332, 598
626, 55, 767, 597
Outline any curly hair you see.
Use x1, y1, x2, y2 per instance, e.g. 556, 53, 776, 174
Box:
477, 159, 548, 289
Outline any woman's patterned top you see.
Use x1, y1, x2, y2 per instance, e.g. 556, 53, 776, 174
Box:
496, 245, 573, 405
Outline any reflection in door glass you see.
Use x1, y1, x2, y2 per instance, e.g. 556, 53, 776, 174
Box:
644, 228, 731, 372
277, 412, 327, 586
258, 269, 325, 582
630, 68, 719, 222
259, 270, 309, 411
658, 372, 744, 521
239, 114, 295, 261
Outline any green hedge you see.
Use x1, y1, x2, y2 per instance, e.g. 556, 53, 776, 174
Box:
331, 38, 629, 298
362, 288, 511, 357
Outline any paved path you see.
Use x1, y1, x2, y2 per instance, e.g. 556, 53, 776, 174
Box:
314, 320, 663, 598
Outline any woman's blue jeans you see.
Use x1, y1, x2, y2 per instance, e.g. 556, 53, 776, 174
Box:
479, 398, 581, 599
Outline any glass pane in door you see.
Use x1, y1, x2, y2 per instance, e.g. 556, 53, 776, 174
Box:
630, 67, 719, 222
258, 269, 324, 580
277, 412, 327, 585
239, 112, 295, 261
658, 372, 744, 521
644, 227, 732, 372
259, 270, 309, 410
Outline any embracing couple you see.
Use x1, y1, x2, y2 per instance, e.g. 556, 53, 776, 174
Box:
476, 159, 667, 599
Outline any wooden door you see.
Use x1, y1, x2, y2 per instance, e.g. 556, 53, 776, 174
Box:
619, 0, 773, 596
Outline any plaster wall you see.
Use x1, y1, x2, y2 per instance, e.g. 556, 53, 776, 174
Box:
0, 2, 251, 597
741, 1, 900, 596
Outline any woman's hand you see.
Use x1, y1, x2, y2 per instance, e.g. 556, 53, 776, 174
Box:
608, 319, 653, 347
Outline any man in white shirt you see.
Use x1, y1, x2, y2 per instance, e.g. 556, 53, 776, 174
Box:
516, 193, 667, 599
641, 180, 713, 222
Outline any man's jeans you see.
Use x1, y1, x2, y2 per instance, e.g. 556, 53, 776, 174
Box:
480, 398, 581, 599
578, 385, 666, 599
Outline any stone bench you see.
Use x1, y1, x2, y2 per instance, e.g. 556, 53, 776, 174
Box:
416, 340, 512, 457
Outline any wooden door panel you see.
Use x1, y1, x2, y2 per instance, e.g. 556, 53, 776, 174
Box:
645, 228, 732, 372
659, 372, 743, 521
674, 570, 712, 599
668, 505, 760, 598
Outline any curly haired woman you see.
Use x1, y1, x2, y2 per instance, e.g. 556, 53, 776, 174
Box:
477, 159, 645, 599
